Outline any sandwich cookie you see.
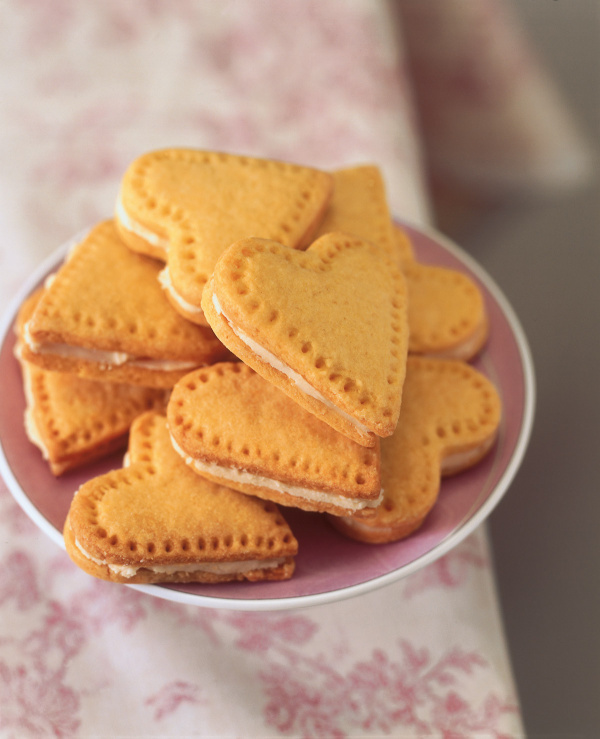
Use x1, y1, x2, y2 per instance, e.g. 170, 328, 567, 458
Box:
22, 220, 231, 388
15, 289, 168, 475
64, 412, 298, 584
329, 357, 502, 543
115, 148, 333, 324
314, 165, 398, 261
202, 234, 408, 447
313, 165, 487, 360
167, 363, 382, 517
394, 224, 488, 360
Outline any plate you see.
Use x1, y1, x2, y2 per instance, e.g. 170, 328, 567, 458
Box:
0, 223, 535, 611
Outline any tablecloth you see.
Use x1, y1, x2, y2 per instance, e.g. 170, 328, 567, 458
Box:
0, 2, 590, 737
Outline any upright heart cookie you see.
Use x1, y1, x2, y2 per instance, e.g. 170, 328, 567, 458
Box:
312, 165, 487, 360
329, 357, 502, 543
115, 149, 333, 324
15, 289, 168, 475
202, 234, 409, 446
64, 412, 298, 584
167, 363, 382, 517
21, 220, 230, 387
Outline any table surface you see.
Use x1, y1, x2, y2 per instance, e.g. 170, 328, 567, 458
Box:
0, 1, 596, 736
477, 3, 600, 735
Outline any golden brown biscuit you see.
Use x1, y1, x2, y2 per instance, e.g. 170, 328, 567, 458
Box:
392, 223, 488, 360
393, 223, 416, 264
21, 221, 231, 387
202, 234, 408, 447
315, 166, 397, 260
15, 289, 169, 475
21, 363, 168, 476
167, 363, 382, 517
329, 357, 502, 543
115, 148, 333, 324
64, 412, 297, 584
313, 166, 486, 360
404, 258, 489, 360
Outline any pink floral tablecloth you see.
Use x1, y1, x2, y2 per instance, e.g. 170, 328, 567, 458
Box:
0, 2, 589, 736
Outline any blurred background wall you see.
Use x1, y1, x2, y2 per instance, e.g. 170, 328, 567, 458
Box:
464, 2, 599, 736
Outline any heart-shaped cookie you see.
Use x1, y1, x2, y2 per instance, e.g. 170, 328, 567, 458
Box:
22, 220, 230, 387
329, 356, 502, 543
115, 149, 333, 324
202, 234, 409, 447
403, 258, 488, 360
293, 162, 488, 360
313, 165, 398, 261
15, 289, 168, 475
394, 225, 488, 360
167, 363, 382, 517
64, 412, 298, 584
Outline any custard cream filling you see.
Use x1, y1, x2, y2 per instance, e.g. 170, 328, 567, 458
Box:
115, 196, 169, 254
170, 434, 383, 512
74, 536, 284, 578
159, 266, 204, 316
211, 293, 371, 437
24, 321, 198, 372
116, 198, 203, 317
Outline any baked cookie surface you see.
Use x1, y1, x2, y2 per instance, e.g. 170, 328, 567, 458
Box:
168, 362, 382, 517
14, 289, 168, 475
116, 148, 333, 324
22, 220, 230, 387
203, 233, 409, 446
64, 412, 297, 584
315, 165, 397, 261
393, 224, 489, 360
329, 357, 502, 543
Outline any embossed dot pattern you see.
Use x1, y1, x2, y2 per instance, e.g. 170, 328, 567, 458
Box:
66, 413, 297, 583
330, 357, 502, 544
24, 221, 230, 384
209, 233, 408, 442
404, 261, 487, 359
15, 291, 169, 474
118, 149, 333, 310
167, 362, 382, 512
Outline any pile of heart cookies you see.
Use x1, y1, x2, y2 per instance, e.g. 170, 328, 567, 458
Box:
15, 149, 501, 586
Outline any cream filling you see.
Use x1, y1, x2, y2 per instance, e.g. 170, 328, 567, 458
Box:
24, 322, 198, 372
74, 537, 284, 579
114, 200, 202, 317
159, 266, 204, 317
170, 434, 383, 512
129, 357, 199, 371
211, 293, 371, 437
115, 196, 169, 254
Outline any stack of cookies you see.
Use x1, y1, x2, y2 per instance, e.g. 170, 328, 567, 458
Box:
16, 149, 501, 586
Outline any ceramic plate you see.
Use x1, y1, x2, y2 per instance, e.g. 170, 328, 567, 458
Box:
0, 223, 535, 610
